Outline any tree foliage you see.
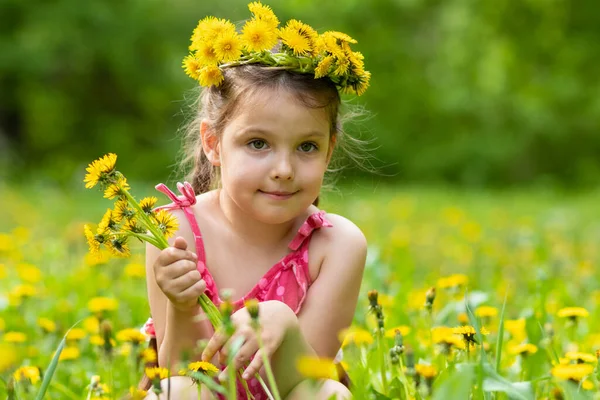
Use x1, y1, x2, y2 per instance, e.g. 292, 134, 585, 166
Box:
1, 0, 598, 186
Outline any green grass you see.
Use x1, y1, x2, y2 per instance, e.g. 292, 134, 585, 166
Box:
1, 181, 600, 398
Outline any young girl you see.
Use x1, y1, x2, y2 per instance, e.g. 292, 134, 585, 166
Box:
144, 3, 370, 399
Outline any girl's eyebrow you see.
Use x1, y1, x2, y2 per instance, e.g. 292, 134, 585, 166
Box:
239, 127, 328, 138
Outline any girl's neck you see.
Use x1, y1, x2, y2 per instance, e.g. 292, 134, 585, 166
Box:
215, 189, 299, 248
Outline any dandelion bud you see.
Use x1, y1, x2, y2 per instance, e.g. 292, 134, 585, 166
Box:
100, 320, 113, 357
394, 329, 404, 349
367, 290, 379, 308
424, 287, 436, 311
405, 345, 415, 377
390, 352, 399, 365
245, 298, 260, 321
544, 322, 554, 339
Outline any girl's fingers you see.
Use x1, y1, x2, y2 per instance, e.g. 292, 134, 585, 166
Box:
170, 269, 202, 290
202, 328, 229, 362
220, 335, 258, 370
242, 348, 266, 380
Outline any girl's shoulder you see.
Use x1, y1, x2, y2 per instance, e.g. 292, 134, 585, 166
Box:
310, 210, 367, 257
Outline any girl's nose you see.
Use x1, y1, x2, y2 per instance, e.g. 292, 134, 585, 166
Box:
271, 154, 294, 180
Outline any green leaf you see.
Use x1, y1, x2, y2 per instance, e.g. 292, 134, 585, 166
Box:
433, 363, 475, 400
496, 293, 508, 373
482, 364, 534, 400
35, 320, 82, 400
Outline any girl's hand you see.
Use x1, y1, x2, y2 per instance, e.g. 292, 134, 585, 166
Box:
201, 300, 298, 380
153, 236, 206, 312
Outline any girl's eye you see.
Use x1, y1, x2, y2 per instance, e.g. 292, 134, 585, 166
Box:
299, 142, 318, 152
249, 139, 267, 150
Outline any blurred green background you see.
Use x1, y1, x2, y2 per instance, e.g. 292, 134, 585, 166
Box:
1, 0, 599, 188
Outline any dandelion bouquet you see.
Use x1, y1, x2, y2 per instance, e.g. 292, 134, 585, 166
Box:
82, 153, 221, 327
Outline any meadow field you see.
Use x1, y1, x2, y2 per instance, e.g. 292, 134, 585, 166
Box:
1, 181, 599, 399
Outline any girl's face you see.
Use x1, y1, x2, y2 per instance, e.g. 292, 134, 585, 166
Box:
215, 87, 333, 224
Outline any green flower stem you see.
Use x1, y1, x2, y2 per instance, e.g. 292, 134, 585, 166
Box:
126, 232, 162, 249
255, 328, 281, 400
121, 190, 169, 249
228, 362, 237, 400
198, 295, 222, 330
377, 332, 389, 394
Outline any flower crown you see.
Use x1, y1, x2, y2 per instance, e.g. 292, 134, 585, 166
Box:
182, 2, 370, 96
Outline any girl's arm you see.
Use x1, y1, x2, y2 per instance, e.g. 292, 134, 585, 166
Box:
145, 210, 213, 369
270, 214, 367, 393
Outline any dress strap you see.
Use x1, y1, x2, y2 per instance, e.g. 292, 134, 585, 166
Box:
154, 182, 207, 263
288, 210, 333, 251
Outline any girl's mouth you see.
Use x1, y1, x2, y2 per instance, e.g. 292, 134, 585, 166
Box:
259, 190, 298, 200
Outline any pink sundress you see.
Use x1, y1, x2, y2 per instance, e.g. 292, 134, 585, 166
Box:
144, 182, 333, 399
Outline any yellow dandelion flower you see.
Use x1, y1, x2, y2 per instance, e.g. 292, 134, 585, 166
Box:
124, 262, 145, 278
332, 54, 350, 76
296, 356, 339, 380
475, 306, 498, 319
384, 325, 411, 339
38, 318, 57, 333
0, 343, 18, 373
57, 346, 81, 361
141, 347, 157, 363
241, 18, 278, 52
0, 263, 6, 279
16, 263, 42, 284
348, 51, 365, 70
557, 307, 589, 319
83, 316, 100, 334
551, 363, 594, 381
4, 331, 27, 343
129, 387, 148, 400
194, 42, 219, 66
103, 175, 130, 200
113, 199, 136, 222
153, 209, 179, 238
248, 1, 279, 28
190, 17, 236, 50
145, 367, 170, 380
278, 20, 315, 56
338, 327, 374, 347
415, 364, 437, 378
98, 209, 118, 234
582, 380, 594, 390
187, 361, 219, 376
504, 318, 526, 338
182, 54, 202, 80
122, 218, 145, 234
12, 284, 37, 298
13, 366, 41, 384
88, 297, 119, 314
315, 55, 334, 79
66, 328, 87, 341
106, 235, 131, 258
84, 224, 100, 255
84, 153, 117, 189
322, 30, 357, 44
565, 352, 597, 364
90, 335, 105, 346
509, 343, 538, 356
198, 65, 224, 87
116, 328, 147, 344
437, 274, 469, 289
139, 197, 158, 214
213, 30, 242, 62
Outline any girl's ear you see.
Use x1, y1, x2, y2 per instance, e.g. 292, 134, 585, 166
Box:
200, 120, 221, 166
326, 134, 337, 165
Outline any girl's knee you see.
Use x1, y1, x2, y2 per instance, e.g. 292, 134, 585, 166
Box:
144, 376, 216, 400
285, 379, 351, 400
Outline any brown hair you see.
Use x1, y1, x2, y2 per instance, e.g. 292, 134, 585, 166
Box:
174, 64, 367, 200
